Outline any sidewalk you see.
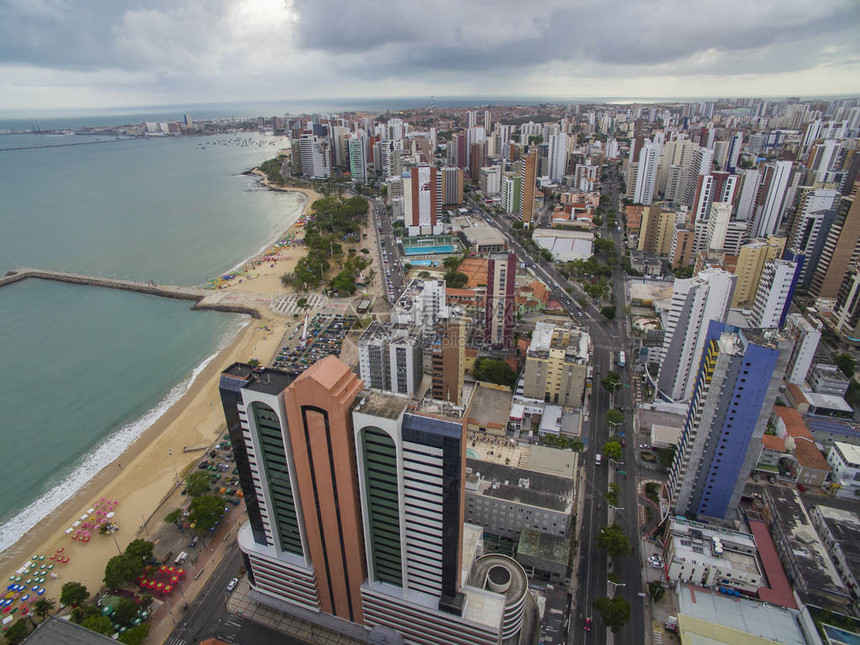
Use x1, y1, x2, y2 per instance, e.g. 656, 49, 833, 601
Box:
148, 508, 243, 644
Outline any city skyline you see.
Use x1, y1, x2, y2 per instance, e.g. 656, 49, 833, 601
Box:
2, 0, 859, 110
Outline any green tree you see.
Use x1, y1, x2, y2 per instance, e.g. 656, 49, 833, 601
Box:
445, 271, 469, 288
70, 605, 100, 625
189, 495, 225, 533
674, 266, 694, 279
472, 358, 518, 388
655, 446, 677, 469
185, 470, 212, 497
645, 482, 660, 505
296, 296, 309, 311
60, 581, 89, 607
442, 256, 461, 271
81, 614, 114, 636
606, 409, 625, 427
4, 620, 31, 645
603, 440, 622, 462
649, 580, 666, 603
164, 508, 183, 529
118, 624, 151, 645
835, 353, 856, 378
112, 598, 140, 626
124, 539, 154, 563
597, 524, 631, 558
601, 305, 616, 320
31, 597, 56, 622
104, 554, 144, 589
592, 596, 631, 633
601, 371, 622, 393
331, 267, 357, 294
605, 482, 621, 506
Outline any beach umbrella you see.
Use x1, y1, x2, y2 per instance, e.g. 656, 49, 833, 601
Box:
5, 586, 13, 592
36, 590, 44, 596
164, 585, 172, 593
19, 596, 28, 603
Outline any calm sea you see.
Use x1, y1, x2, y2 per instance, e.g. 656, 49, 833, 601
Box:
0, 131, 305, 553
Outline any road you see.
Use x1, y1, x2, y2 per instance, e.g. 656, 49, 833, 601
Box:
164, 545, 308, 645
468, 165, 647, 643
370, 198, 405, 303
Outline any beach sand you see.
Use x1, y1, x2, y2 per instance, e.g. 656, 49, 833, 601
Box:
0, 179, 323, 618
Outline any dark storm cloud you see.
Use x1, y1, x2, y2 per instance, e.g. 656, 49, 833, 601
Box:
292, 0, 860, 77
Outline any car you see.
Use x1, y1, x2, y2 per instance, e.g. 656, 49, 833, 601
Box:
650, 560, 664, 569
227, 577, 239, 593
584, 617, 592, 631
187, 535, 199, 549
640, 444, 650, 449
648, 554, 662, 563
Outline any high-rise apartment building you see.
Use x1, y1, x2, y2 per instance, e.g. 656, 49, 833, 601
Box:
783, 313, 822, 385
787, 187, 839, 287
441, 167, 464, 206
630, 140, 659, 205
832, 264, 860, 342
811, 185, 860, 299
735, 169, 761, 221
500, 173, 522, 214
220, 358, 529, 645
748, 259, 802, 328
656, 268, 737, 402
480, 166, 501, 196
682, 147, 714, 208
669, 324, 790, 521
731, 237, 786, 308
750, 161, 794, 238
299, 133, 332, 179
522, 322, 590, 407
431, 314, 466, 405
637, 203, 676, 256
404, 165, 443, 236
519, 150, 537, 226
485, 252, 517, 347
358, 322, 423, 397
705, 202, 733, 252
348, 135, 367, 183
547, 133, 569, 182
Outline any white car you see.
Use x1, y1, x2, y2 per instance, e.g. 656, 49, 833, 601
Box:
227, 577, 239, 592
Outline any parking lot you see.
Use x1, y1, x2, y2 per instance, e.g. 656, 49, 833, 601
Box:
271, 313, 357, 374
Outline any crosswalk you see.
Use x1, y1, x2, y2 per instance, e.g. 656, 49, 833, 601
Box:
271, 293, 326, 315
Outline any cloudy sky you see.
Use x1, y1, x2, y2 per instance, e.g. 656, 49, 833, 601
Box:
2, 0, 859, 110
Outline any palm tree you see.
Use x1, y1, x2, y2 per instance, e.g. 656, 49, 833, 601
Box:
31, 597, 56, 624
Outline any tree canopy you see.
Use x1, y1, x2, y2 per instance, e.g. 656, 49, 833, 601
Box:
597, 524, 631, 558
601, 372, 622, 392
606, 409, 625, 427
104, 554, 144, 589
593, 596, 631, 633
603, 440, 622, 461
189, 495, 225, 533
81, 614, 114, 636
112, 598, 140, 626
124, 539, 154, 563
60, 581, 89, 607
118, 624, 150, 645
31, 597, 56, 622
472, 358, 518, 388
186, 470, 212, 497
3, 620, 31, 645
835, 353, 856, 378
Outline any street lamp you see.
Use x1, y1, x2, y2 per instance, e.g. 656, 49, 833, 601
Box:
607, 580, 626, 596
168, 448, 179, 485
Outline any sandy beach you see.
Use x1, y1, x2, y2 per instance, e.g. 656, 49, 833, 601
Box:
0, 177, 323, 618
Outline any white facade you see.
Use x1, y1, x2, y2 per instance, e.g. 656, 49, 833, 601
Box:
299, 134, 331, 179
657, 268, 737, 402
751, 161, 793, 238
633, 141, 659, 205
784, 314, 822, 384
706, 202, 732, 252
749, 259, 798, 328
735, 169, 761, 221
827, 442, 860, 498
479, 166, 501, 196
547, 132, 569, 182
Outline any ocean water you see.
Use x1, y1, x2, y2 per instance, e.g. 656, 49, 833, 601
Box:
0, 131, 304, 553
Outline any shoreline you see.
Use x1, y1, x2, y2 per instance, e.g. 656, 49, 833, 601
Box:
0, 176, 322, 607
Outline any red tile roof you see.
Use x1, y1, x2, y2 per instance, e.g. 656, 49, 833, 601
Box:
748, 518, 798, 609
761, 435, 786, 452
773, 406, 813, 440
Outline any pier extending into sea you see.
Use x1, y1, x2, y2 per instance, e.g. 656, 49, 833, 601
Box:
0, 267, 264, 318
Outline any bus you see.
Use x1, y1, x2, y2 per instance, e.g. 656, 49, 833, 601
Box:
618, 351, 626, 368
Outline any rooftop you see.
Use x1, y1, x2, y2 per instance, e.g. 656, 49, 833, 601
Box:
516, 528, 571, 564
745, 516, 798, 609
21, 617, 117, 644
667, 518, 761, 579
834, 441, 860, 465
466, 459, 574, 513
804, 415, 860, 440
462, 223, 506, 247
243, 367, 295, 395
815, 506, 860, 579
353, 389, 409, 420
772, 406, 812, 440
676, 585, 805, 645
468, 385, 514, 430
792, 437, 829, 471
763, 485, 846, 604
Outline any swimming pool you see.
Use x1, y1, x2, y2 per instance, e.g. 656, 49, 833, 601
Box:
409, 259, 440, 266
403, 244, 457, 255
466, 448, 480, 459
